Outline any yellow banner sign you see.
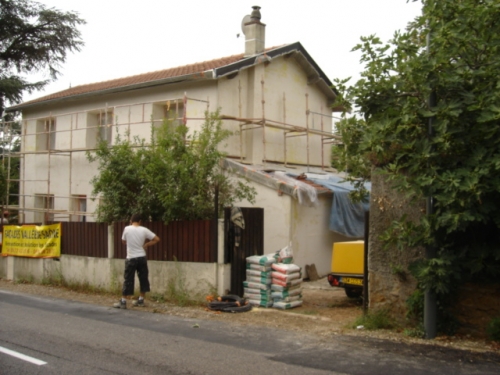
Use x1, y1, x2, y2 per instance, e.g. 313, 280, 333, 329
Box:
1, 223, 61, 258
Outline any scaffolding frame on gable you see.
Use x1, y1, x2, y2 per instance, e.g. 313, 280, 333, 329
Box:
1, 82, 341, 224
220, 76, 342, 170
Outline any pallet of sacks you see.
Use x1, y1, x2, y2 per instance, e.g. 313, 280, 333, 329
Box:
243, 253, 276, 308
271, 263, 303, 309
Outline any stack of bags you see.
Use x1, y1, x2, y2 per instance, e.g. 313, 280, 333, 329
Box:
271, 262, 303, 309
243, 253, 276, 308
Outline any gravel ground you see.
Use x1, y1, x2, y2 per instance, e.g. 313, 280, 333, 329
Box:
1, 276, 499, 356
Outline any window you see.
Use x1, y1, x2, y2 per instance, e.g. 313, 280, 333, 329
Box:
152, 100, 184, 139
71, 195, 87, 222
98, 111, 113, 144
36, 118, 56, 151
87, 110, 114, 147
164, 100, 185, 126
34, 194, 54, 223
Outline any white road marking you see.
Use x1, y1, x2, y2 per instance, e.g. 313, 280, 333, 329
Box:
0, 346, 47, 365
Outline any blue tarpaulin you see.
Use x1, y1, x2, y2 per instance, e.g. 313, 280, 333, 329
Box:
309, 176, 370, 238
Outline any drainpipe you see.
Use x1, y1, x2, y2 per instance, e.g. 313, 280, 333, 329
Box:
214, 184, 219, 293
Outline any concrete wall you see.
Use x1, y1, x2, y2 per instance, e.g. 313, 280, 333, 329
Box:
0, 255, 7, 278
0, 255, 225, 298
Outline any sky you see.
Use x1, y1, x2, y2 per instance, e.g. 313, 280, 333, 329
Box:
21, 0, 423, 104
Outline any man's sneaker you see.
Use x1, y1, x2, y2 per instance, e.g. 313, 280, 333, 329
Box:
113, 299, 127, 309
132, 298, 145, 307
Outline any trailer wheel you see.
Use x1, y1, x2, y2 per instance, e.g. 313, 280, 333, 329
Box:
345, 287, 362, 298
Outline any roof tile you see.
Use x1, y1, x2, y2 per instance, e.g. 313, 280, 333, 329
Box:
20, 52, 249, 106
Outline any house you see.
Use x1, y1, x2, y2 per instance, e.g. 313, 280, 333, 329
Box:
6, 6, 359, 278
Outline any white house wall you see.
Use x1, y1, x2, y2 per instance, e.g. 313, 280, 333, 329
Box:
290, 194, 354, 278
217, 56, 333, 167
217, 72, 248, 159
17, 57, 339, 282
262, 58, 332, 166
20, 80, 219, 222
233, 173, 353, 277
22, 80, 218, 142
234, 177, 293, 254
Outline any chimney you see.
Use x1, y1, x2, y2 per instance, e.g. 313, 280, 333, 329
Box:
242, 6, 266, 57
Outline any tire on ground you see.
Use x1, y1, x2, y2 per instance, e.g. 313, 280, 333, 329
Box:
207, 295, 252, 313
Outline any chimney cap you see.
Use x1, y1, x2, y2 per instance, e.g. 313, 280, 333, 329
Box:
250, 6, 261, 21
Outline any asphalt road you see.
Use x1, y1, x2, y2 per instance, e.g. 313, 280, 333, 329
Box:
1, 289, 499, 375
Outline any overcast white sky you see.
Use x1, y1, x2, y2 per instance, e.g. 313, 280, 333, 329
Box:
22, 0, 422, 103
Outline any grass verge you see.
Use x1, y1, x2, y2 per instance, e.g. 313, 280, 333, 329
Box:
352, 309, 395, 330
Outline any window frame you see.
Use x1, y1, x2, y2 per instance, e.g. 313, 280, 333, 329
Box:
34, 193, 54, 223
36, 118, 56, 151
70, 194, 87, 222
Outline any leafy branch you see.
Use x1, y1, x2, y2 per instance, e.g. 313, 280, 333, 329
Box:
333, 0, 500, 293
87, 110, 256, 223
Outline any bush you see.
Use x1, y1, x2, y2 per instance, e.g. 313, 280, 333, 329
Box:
87, 110, 256, 223
487, 317, 500, 342
405, 288, 459, 336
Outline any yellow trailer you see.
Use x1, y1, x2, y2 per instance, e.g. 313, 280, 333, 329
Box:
327, 240, 364, 298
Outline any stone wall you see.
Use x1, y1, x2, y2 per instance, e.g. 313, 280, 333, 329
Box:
368, 171, 424, 320
368, 172, 500, 335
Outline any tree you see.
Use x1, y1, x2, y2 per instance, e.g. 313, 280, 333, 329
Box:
86, 132, 147, 223
333, 0, 500, 296
87, 110, 256, 223
0, 0, 85, 114
0, 115, 21, 214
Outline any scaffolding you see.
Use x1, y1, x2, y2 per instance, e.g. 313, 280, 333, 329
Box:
1, 78, 342, 225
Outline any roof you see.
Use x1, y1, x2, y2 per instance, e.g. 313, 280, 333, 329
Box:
7, 42, 337, 112
221, 158, 337, 199
222, 158, 370, 238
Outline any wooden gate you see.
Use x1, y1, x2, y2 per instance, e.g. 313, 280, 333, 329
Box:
224, 207, 264, 297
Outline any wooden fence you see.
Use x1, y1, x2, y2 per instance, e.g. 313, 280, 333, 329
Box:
113, 220, 217, 262
61, 222, 108, 258
1, 220, 217, 263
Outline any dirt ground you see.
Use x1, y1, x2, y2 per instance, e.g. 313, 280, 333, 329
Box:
1, 277, 499, 355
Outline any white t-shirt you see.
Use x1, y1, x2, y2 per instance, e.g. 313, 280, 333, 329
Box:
121, 225, 156, 259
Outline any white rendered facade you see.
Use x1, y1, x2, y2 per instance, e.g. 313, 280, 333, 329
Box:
17, 50, 337, 225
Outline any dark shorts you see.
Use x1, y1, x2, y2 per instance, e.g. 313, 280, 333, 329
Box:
122, 256, 150, 296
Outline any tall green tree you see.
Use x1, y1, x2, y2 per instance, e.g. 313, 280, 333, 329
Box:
333, 0, 500, 293
0, 116, 21, 211
0, 0, 85, 113
87, 110, 256, 223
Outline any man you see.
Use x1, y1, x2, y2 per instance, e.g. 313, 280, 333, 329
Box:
113, 214, 160, 309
